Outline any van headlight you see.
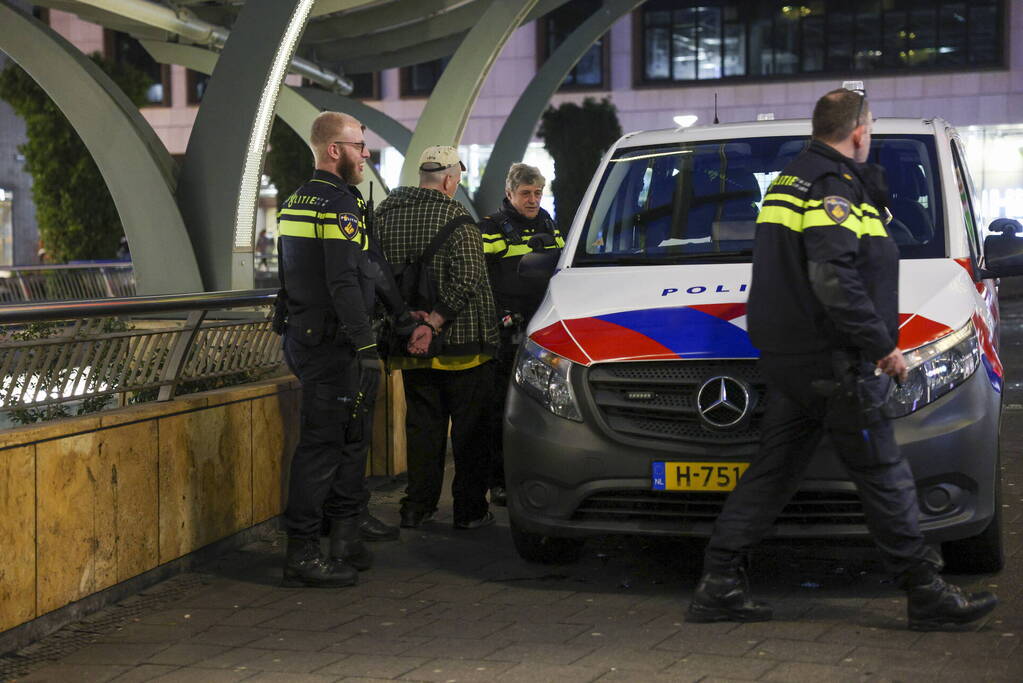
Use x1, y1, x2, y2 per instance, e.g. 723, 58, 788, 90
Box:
886, 319, 980, 418
514, 338, 583, 421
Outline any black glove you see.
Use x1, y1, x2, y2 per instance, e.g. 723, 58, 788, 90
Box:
526, 233, 555, 252
356, 346, 383, 373
392, 310, 419, 337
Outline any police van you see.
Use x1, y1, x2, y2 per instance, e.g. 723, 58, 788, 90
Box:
504, 114, 1022, 573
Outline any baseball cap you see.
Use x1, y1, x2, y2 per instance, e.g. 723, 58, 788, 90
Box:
419, 145, 466, 172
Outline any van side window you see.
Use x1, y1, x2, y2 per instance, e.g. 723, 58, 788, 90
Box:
950, 138, 984, 260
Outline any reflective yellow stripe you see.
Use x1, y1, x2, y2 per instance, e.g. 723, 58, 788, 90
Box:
763, 192, 808, 209
554, 235, 565, 248
278, 208, 319, 219
483, 238, 507, 255
501, 243, 532, 258
759, 198, 887, 238
757, 204, 805, 232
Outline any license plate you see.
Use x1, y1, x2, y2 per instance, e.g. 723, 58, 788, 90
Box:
652, 461, 749, 491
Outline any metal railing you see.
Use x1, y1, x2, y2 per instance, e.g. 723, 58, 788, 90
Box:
0, 263, 136, 302
0, 289, 284, 419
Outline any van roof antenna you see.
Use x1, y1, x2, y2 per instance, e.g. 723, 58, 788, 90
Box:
713, 92, 719, 124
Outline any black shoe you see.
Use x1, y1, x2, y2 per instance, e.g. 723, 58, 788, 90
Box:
330, 517, 373, 571
359, 511, 399, 542
399, 508, 435, 529
685, 567, 773, 623
454, 511, 496, 530
283, 537, 358, 588
490, 486, 508, 507
902, 567, 998, 631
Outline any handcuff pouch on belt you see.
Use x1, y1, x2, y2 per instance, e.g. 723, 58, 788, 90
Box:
811, 350, 886, 429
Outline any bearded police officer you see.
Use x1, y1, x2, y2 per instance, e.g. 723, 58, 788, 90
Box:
276, 111, 429, 587
687, 89, 998, 630
479, 163, 564, 505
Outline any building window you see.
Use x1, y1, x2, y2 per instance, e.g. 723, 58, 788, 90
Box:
186, 70, 210, 105
105, 30, 171, 106
349, 72, 381, 100
637, 0, 1004, 86
539, 0, 609, 90
401, 58, 449, 97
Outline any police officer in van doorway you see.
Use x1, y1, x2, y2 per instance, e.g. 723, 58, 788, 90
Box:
687, 89, 998, 630
479, 163, 565, 506
275, 111, 430, 588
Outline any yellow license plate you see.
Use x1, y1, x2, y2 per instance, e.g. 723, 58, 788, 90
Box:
652, 461, 749, 491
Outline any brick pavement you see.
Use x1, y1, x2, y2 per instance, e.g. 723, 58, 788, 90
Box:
6, 313, 1023, 682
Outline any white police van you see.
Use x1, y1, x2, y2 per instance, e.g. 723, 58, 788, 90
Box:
505, 115, 1019, 573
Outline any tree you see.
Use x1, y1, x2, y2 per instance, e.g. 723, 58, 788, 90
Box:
537, 97, 622, 229
266, 119, 312, 204
0, 55, 149, 263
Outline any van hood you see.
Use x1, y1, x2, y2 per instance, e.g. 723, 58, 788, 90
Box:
528, 261, 977, 366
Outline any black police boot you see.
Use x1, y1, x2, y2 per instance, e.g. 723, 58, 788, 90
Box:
686, 566, 773, 623
282, 537, 357, 588
358, 511, 399, 542
330, 517, 373, 571
901, 565, 998, 631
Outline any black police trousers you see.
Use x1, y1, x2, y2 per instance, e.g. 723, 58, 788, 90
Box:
704, 351, 942, 577
283, 337, 377, 540
487, 333, 519, 489
400, 362, 494, 525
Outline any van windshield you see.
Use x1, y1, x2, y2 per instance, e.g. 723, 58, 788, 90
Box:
573, 134, 945, 266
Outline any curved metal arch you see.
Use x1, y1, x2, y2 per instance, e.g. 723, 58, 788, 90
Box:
475, 0, 643, 214
304, 0, 479, 43
398, 1, 542, 188
175, 0, 314, 291
0, 2, 202, 294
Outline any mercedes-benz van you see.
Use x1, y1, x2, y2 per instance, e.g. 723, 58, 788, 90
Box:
505, 117, 1020, 573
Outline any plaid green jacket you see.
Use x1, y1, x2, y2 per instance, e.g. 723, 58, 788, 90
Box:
375, 186, 499, 357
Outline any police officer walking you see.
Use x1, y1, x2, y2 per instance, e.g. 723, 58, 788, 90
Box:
687, 89, 998, 630
276, 111, 428, 587
479, 163, 564, 505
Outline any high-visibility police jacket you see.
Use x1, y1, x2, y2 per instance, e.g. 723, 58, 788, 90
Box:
276, 169, 377, 352
478, 200, 565, 320
747, 140, 900, 362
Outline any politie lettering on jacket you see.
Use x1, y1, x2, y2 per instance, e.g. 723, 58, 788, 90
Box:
661, 283, 749, 296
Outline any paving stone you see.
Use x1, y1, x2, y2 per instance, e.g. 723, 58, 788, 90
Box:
144, 643, 230, 666
93, 623, 202, 644
330, 614, 439, 640
913, 629, 1021, 658
243, 674, 338, 683
409, 600, 500, 622
565, 626, 681, 650
762, 661, 866, 682
188, 625, 274, 647
408, 618, 511, 639
324, 635, 431, 656
219, 608, 289, 627
62, 643, 170, 666
139, 608, 235, 629
653, 630, 761, 657
486, 642, 598, 665
662, 653, 776, 680
315, 653, 429, 678
731, 619, 831, 641
482, 602, 582, 623
243, 649, 346, 673
109, 665, 182, 682
351, 580, 433, 600
410, 583, 508, 603
594, 667, 701, 682
397, 657, 515, 682
490, 621, 590, 644
246, 629, 350, 651
495, 661, 605, 682
480, 587, 579, 606
189, 647, 268, 670
254, 592, 361, 612
574, 645, 681, 672
256, 610, 359, 632
398, 636, 511, 660
149, 667, 253, 682
744, 638, 853, 664
816, 623, 924, 649
344, 596, 436, 618
18, 664, 131, 682
839, 645, 950, 674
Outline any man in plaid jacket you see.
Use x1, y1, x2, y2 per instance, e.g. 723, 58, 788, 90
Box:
376, 146, 500, 530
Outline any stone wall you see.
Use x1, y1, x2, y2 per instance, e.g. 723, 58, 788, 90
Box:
0, 377, 301, 634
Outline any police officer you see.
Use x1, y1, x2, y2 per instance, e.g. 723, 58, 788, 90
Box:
276, 111, 430, 587
479, 163, 564, 505
686, 89, 998, 630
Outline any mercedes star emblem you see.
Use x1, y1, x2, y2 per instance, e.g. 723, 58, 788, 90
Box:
696, 376, 751, 429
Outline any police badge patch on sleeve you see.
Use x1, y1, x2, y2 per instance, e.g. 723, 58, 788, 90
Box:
822, 196, 852, 224
337, 212, 360, 238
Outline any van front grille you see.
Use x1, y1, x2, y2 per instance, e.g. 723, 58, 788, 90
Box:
585, 360, 765, 445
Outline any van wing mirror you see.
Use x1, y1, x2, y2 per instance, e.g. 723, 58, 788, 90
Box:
517, 251, 559, 282
981, 219, 1023, 277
